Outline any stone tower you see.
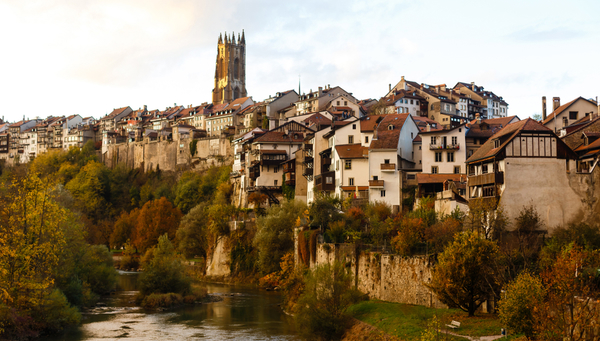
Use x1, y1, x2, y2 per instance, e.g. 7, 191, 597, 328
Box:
212, 30, 247, 105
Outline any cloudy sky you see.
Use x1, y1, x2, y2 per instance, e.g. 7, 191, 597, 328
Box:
0, 0, 598, 122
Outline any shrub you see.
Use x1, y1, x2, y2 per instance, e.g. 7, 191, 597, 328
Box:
498, 271, 543, 337
141, 293, 183, 309
294, 261, 362, 340
138, 235, 191, 297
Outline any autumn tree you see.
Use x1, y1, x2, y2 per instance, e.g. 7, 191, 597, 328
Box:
464, 197, 506, 240
533, 246, 600, 341
498, 271, 544, 337
132, 197, 182, 252
110, 209, 140, 250
65, 161, 110, 222
428, 230, 502, 316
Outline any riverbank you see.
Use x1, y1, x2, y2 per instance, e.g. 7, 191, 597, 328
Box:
347, 300, 524, 340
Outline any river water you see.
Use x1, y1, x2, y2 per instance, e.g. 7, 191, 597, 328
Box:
47, 271, 298, 340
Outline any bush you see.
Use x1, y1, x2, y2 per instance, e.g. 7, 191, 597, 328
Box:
140, 293, 183, 309
498, 271, 543, 337
138, 234, 191, 297
294, 261, 362, 341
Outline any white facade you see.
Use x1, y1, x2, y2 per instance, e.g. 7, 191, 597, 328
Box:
421, 126, 467, 175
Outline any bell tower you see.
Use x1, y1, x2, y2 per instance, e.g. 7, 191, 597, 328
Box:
212, 30, 247, 104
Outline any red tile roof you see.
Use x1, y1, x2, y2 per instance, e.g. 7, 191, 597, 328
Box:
370, 114, 410, 149
360, 115, 384, 132
542, 97, 596, 125
254, 131, 305, 143
335, 144, 368, 159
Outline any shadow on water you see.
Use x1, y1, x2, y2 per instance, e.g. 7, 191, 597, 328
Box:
46, 271, 298, 341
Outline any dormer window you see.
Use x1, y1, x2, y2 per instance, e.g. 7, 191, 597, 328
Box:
494, 139, 500, 148
388, 125, 394, 130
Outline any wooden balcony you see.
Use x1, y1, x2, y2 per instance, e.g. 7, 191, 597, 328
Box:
380, 163, 396, 171
369, 180, 384, 188
468, 172, 504, 186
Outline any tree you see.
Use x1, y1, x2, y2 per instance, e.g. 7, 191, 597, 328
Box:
138, 234, 191, 296
533, 246, 600, 341
428, 230, 502, 316
110, 209, 140, 250
248, 192, 268, 216
176, 203, 209, 259
65, 161, 110, 222
133, 197, 182, 252
498, 271, 544, 337
294, 261, 361, 341
464, 197, 506, 240
254, 200, 307, 274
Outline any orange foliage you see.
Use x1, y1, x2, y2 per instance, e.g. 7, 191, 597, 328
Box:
391, 217, 425, 256
132, 197, 183, 252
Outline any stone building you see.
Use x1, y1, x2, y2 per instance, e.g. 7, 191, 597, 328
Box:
212, 31, 247, 105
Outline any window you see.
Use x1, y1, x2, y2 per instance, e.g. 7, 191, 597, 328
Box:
384, 159, 390, 164
337, 101, 340, 105
435, 152, 442, 162
410, 99, 414, 104
352, 124, 356, 130
454, 166, 461, 174
326, 176, 333, 184
274, 166, 279, 173
494, 139, 500, 148
349, 178, 354, 186
431, 166, 438, 174
348, 135, 354, 144
344, 101, 348, 105
452, 136, 457, 145
431, 136, 437, 145
274, 179, 278, 186
380, 190, 386, 197
373, 175, 378, 180
569, 111, 578, 120
447, 152, 454, 162
482, 164, 489, 174
345, 160, 352, 169
365, 136, 369, 143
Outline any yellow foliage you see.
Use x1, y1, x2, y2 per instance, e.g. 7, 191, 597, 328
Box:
0, 173, 67, 311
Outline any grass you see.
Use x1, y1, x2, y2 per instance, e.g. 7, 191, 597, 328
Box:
347, 300, 523, 340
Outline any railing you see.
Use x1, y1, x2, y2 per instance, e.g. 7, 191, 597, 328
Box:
468, 172, 504, 186
369, 180, 384, 187
429, 143, 460, 150
380, 163, 396, 171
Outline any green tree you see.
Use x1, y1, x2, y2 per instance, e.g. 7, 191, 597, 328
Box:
428, 230, 502, 316
254, 200, 307, 274
65, 161, 110, 222
176, 203, 209, 259
498, 271, 544, 337
294, 261, 361, 341
138, 234, 191, 296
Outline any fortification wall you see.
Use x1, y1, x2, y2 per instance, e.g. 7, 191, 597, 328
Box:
307, 242, 447, 309
103, 136, 233, 172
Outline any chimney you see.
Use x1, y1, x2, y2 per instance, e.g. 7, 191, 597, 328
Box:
542, 97, 547, 121
553, 97, 560, 111
401, 75, 405, 81
471, 81, 475, 89
426, 123, 431, 132
476, 113, 481, 124
389, 84, 391, 92
318, 87, 323, 96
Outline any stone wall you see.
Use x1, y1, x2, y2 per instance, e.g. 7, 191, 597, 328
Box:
103, 136, 233, 172
307, 242, 447, 309
206, 235, 231, 277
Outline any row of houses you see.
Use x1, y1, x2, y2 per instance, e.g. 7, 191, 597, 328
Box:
232, 88, 600, 233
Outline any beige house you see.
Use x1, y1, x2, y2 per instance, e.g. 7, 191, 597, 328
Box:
542, 96, 598, 134
294, 85, 357, 115
466, 118, 584, 232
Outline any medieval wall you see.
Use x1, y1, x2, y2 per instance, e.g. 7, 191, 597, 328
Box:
309, 242, 447, 309
103, 136, 233, 172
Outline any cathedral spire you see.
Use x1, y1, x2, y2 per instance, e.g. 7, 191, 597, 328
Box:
241, 29, 245, 44
237, 32, 241, 44
224, 32, 229, 44
232, 31, 236, 45
218, 33, 222, 44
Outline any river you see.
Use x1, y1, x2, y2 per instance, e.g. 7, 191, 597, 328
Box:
47, 271, 298, 340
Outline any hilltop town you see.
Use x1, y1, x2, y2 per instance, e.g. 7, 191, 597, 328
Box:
1, 32, 599, 235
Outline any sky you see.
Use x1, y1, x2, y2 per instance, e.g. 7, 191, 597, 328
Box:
0, 0, 598, 122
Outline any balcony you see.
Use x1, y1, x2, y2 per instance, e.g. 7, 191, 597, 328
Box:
380, 163, 396, 171
369, 180, 384, 188
302, 167, 313, 177
468, 172, 504, 186
315, 171, 335, 191
285, 173, 295, 186
430, 143, 460, 150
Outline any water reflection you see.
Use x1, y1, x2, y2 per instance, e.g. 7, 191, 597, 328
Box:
47, 271, 297, 341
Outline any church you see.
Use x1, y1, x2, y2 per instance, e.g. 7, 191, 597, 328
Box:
212, 31, 247, 105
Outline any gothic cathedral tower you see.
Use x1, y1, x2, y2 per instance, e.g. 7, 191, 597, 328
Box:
212, 31, 247, 104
